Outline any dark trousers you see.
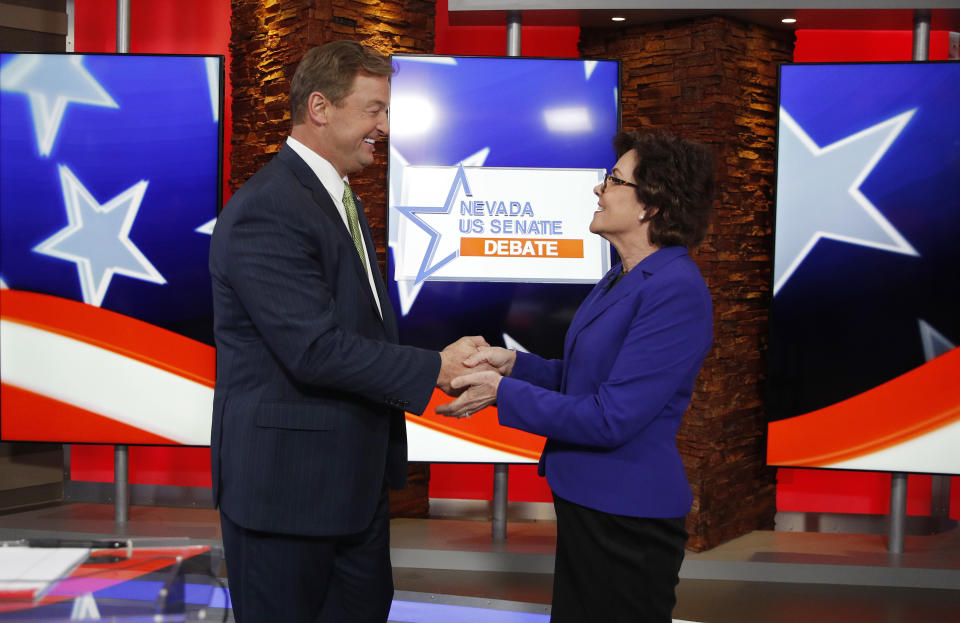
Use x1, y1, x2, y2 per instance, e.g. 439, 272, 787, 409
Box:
551, 493, 688, 623
219, 487, 393, 623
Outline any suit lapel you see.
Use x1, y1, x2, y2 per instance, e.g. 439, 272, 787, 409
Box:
277, 145, 356, 255
355, 194, 397, 335
277, 145, 388, 327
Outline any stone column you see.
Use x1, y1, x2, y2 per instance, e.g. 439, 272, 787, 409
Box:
581, 16, 794, 551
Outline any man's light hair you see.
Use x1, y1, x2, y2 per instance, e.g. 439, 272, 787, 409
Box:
290, 40, 394, 124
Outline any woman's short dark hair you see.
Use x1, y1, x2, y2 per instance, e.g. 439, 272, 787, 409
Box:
290, 40, 394, 124
614, 130, 715, 248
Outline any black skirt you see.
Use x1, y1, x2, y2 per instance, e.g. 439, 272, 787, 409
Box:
551, 492, 688, 623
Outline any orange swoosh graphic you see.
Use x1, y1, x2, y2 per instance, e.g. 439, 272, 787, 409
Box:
767, 346, 960, 466
408, 389, 545, 461
2, 290, 541, 457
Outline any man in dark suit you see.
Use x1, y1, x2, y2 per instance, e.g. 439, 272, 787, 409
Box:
209, 40, 481, 622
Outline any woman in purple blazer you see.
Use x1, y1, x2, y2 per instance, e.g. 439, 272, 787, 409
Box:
438, 130, 715, 622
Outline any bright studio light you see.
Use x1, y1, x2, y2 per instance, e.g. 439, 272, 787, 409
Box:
543, 106, 592, 133
782, 17, 797, 24
612, 16, 626, 22
390, 95, 437, 138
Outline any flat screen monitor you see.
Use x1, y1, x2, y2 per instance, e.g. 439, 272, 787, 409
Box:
0, 53, 223, 446
766, 61, 960, 475
387, 54, 621, 462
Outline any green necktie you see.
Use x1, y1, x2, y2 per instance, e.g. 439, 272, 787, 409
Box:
342, 183, 367, 267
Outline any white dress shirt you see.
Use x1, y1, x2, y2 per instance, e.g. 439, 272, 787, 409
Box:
286, 136, 383, 318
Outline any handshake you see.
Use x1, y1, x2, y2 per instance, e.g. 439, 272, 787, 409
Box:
435, 336, 517, 419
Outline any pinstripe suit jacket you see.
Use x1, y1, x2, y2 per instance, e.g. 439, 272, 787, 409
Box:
209, 144, 439, 536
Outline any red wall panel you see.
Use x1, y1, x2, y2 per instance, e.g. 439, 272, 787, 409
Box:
776, 469, 959, 517
71, 444, 212, 487
434, 0, 579, 58
795, 29, 951, 62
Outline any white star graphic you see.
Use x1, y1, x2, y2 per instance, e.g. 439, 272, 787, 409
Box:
774, 108, 920, 296
195, 218, 216, 235
389, 146, 490, 315
204, 57, 220, 122
394, 164, 470, 285
918, 319, 956, 362
502, 333, 530, 353
584, 60, 598, 80
33, 166, 165, 307
0, 54, 118, 156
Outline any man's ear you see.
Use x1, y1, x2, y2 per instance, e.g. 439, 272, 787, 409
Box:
307, 91, 330, 126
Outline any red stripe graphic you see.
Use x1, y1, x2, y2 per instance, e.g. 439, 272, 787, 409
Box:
1, 384, 180, 445
767, 346, 960, 466
0, 289, 214, 387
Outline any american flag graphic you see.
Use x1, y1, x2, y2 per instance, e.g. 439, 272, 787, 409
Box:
0, 53, 223, 445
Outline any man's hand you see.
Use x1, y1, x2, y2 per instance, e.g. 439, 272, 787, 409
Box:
435, 370, 502, 418
437, 336, 489, 396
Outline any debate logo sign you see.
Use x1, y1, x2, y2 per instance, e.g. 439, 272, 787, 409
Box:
393, 164, 609, 285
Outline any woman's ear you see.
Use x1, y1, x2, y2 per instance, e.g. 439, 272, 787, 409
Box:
640, 206, 658, 223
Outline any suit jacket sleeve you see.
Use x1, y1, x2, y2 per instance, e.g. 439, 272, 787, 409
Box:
497, 275, 710, 448
223, 186, 439, 414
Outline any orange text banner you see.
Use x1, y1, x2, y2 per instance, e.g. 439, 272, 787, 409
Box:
460, 237, 583, 259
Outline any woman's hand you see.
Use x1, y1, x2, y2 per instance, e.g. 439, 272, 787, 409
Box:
435, 370, 502, 419
464, 347, 516, 377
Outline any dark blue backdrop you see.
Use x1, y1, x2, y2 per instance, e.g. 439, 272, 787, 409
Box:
768, 62, 960, 421
0, 53, 222, 344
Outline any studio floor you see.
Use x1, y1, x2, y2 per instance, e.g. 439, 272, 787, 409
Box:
0, 502, 958, 622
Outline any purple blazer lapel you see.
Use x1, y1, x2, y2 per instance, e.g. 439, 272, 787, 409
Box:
562, 246, 691, 373
564, 264, 636, 359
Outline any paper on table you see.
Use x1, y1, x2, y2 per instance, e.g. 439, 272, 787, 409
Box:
0, 547, 90, 600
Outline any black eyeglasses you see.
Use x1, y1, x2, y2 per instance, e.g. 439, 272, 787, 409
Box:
600, 174, 639, 193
